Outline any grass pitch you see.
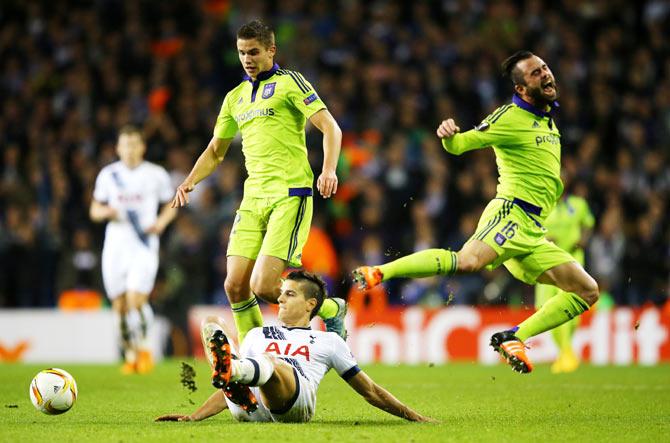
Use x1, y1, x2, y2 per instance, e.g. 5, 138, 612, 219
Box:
1, 360, 668, 442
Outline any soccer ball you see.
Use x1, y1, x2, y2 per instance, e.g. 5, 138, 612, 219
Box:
29, 368, 78, 415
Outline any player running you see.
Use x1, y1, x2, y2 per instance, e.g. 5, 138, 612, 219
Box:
535, 188, 594, 373
171, 20, 346, 343
90, 125, 177, 374
155, 271, 432, 423
353, 51, 600, 374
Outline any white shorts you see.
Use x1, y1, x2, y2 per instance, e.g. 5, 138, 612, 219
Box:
227, 369, 316, 423
101, 243, 158, 299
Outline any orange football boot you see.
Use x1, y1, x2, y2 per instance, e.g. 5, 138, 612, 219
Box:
120, 361, 136, 375
490, 330, 534, 374
209, 330, 258, 413
136, 349, 155, 374
352, 266, 383, 290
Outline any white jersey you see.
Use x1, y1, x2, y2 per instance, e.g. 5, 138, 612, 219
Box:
93, 160, 173, 252
241, 326, 360, 393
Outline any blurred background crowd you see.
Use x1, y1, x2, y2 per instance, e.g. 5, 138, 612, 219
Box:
1, 0, 668, 327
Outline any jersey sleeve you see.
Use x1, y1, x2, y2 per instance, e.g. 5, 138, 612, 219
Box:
213, 92, 239, 139
329, 334, 360, 381
93, 169, 110, 203
441, 105, 516, 155
157, 167, 174, 203
285, 71, 327, 119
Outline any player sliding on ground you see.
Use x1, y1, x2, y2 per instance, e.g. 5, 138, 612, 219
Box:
156, 271, 433, 423
353, 51, 600, 374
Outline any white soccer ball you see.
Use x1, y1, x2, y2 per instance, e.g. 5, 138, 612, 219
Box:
29, 368, 78, 415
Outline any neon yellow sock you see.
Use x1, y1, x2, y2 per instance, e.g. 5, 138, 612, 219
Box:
516, 292, 589, 341
317, 298, 339, 319
378, 248, 457, 281
231, 297, 263, 343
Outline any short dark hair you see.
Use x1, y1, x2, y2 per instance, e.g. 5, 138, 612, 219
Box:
237, 19, 275, 49
118, 124, 142, 138
285, 270, 326, 319
501, 50, 535, 86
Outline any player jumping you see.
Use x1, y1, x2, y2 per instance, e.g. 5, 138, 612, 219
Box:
155, 271, 433, 423
353, 51, 600, 374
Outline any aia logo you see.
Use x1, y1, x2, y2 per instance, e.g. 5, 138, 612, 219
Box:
264, 341, 310, 361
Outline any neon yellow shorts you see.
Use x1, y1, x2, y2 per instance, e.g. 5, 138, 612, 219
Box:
468, 198, 574, 285
227, 194, 313, 267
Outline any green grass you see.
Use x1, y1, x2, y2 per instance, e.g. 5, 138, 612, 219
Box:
1, 360, 668, 442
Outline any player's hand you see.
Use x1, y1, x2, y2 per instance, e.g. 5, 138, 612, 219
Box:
317, 170, 338, 198
106, 206, 120, 221
436, 118, 460, 139
414, 414, 439, 423
171, 181, 194, 208
145, 223, 164, 236
154, 414, 195, 422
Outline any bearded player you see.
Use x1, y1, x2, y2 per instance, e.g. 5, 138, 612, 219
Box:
354, 51, 599, 374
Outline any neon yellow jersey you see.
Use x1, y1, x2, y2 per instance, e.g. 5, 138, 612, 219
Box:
442, 95, 563, 220
214, 64, 326, 197
544, 194, 594, 252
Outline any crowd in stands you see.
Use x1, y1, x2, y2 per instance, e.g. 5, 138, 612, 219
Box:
1, 0, 668, 322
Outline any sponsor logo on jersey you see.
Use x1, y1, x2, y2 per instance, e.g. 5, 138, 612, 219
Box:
303, 93, 318, 105
262, 82, 276, 99
234, 108, 275, 122
535, 134, 560, 146
265, 341, 310, 361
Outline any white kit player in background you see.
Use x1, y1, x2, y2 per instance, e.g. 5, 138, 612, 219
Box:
156, 271, 434, 423
90, 125, 178, 374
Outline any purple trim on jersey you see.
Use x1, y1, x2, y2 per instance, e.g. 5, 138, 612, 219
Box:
512, 93, 559, 118
288, 187, 313, 197
512, 197, 542, 216
341, 365, 361, 381
269, 367, 300, 415
510, 326, 520, 333
245, 63, 280, 103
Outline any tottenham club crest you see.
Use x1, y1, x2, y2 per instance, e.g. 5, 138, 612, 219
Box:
262, 82, 276, 99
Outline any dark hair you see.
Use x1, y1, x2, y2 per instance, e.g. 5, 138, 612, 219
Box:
501, 50, 535, 85
237, 19, 275, 49
285, 270, 326, 319
118, 124, 142, 137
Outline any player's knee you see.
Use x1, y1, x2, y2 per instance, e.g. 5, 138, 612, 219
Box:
578, 276, 599, 306
250, 279, 278, 303
456, 252, 484, 273
112, 297, 127, 314
224, 277, 249, 303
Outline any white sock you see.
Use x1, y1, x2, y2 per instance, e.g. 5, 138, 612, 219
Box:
231, 355, 274, 386
125, 309, 142, 354
138, 303, 154, 349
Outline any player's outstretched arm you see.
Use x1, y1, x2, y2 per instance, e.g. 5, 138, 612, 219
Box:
309, 109, 341, 199
171, 137, 232, 208
346, 371, 436, 423
155, 389, 229, 422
